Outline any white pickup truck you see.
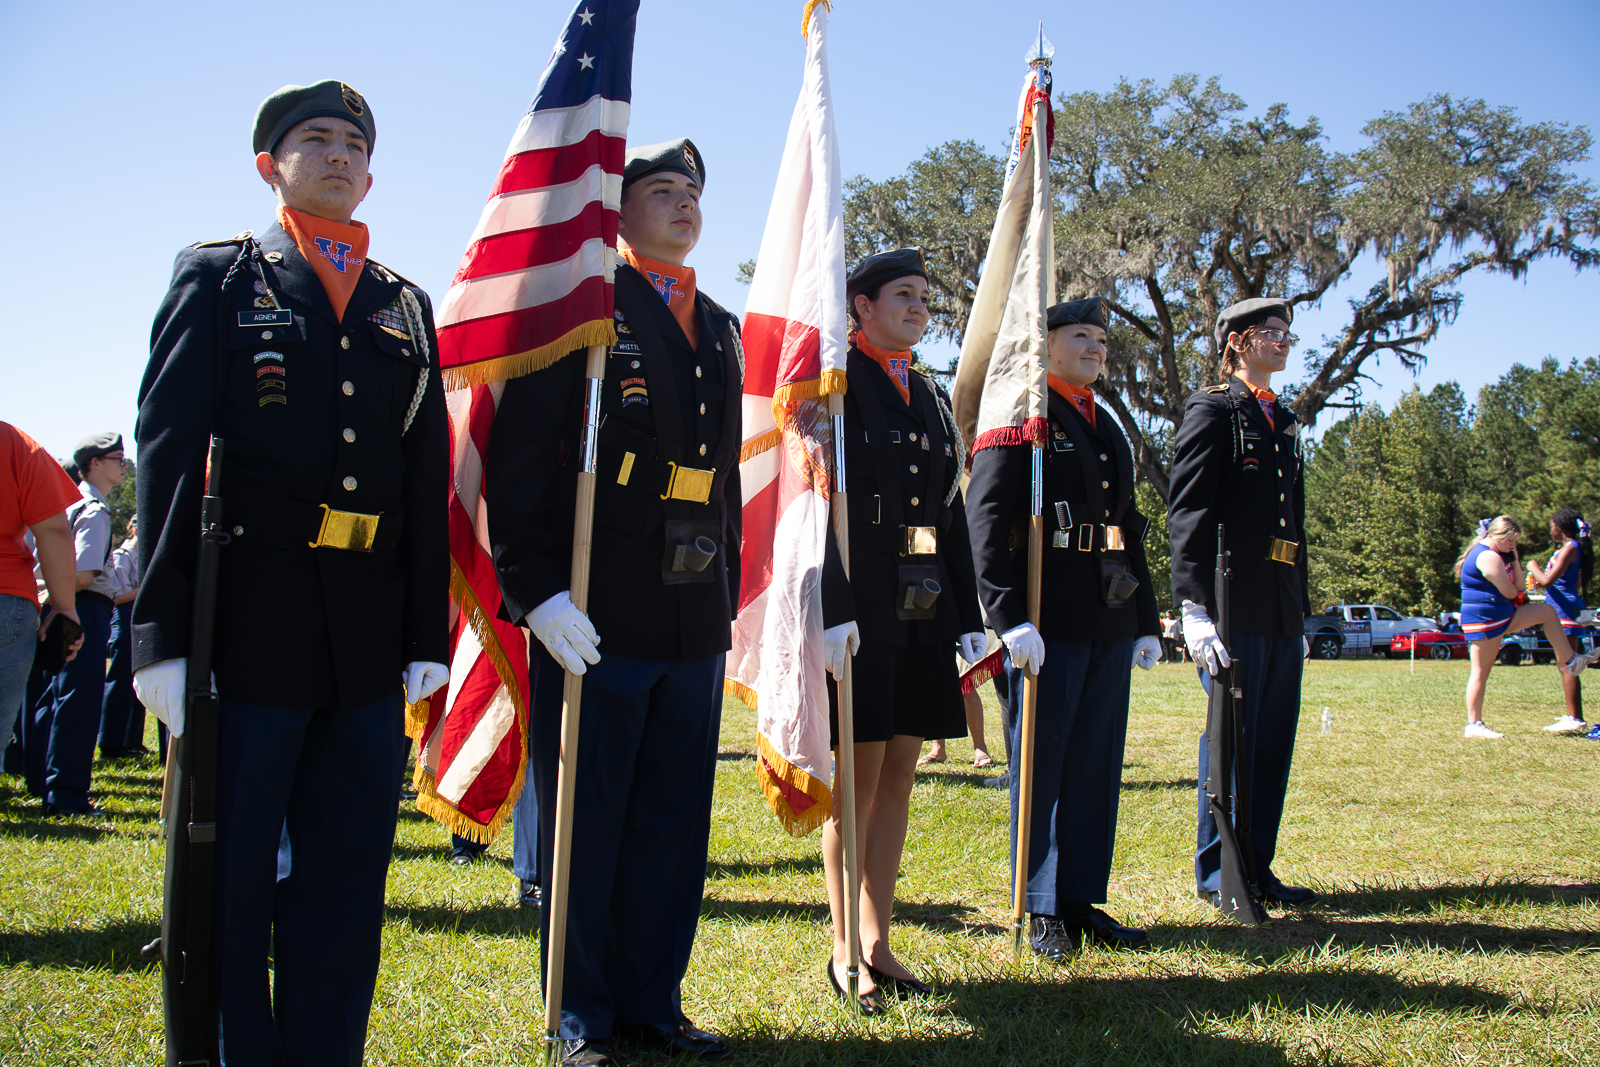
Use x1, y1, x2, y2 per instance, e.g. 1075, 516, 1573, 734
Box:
1318, 603, 1437, 656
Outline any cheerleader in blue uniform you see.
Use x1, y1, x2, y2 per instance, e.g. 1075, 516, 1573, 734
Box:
1527, 508, 1594, 736
1457, 515, 1597, 739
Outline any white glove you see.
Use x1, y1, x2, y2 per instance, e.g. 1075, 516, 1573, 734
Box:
1303, 635, 1311, 658
528, 591, 601, 675
958, 632, 987, 664
133, 657, 209, 739
1132, 635, 1162, 671
403, 661, 450, 705
1181, 602, 1232, 676
823, 621, 860, 682
1001, 622, 1046, 675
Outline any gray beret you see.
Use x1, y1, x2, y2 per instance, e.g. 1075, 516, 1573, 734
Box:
846, 248, 927, 301
1215, 298, 1292, 349
1047, 298, 1110, 331
254, 80, 376, 156
73, 432, 122, 471
623, 138, 704, 191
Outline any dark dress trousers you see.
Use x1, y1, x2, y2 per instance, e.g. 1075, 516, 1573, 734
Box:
821, 350, 984, 744
100, 600, 147, 752
966, 391, 1159, 912
133, 221, 449, 1064
485, 261, 741, 1040
1167, 376, 1308, 895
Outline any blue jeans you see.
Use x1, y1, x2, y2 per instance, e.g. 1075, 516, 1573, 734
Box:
0, 594, 37, 761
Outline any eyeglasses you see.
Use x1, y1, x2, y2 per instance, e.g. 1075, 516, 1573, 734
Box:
1251, 329, 1298, 346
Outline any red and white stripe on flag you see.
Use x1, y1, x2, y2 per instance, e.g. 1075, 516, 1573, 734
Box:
950, 63, 1056, 456
726, 0, 848, 837
408, 0, 635, 841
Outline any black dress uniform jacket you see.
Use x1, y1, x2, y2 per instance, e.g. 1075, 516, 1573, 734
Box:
967, 391, 1160, 642
133, 221, 450, 708
486, 262, 742, 661
821, 349, 984, 645
1168, 376, 1308, 636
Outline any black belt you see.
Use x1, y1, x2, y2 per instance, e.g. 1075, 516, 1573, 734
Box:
224, 485, 404, 551
78, 590, 114, 610
602, 419, 720, 505
1049, 523, 1126, 552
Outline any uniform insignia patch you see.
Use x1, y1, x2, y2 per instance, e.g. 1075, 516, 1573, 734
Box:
1243, 458, 1260, 472
254, 296, 275, 308
944, 443, 952, 456
252, 350, 284, 363
922, 437, 931, 451
683, 145, 697, 173
239, 309, 292, 327
621, 377, 649, 406
254, 280, 268, 295
369, 300, 410, 340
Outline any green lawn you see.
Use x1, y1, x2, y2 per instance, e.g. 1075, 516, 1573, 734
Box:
3, 658, 1598, 1064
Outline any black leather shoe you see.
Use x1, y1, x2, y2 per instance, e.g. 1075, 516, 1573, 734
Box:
447, 845, 482, 866
980, 772, 1011, 789
1261, 881, 1318, 906
1028, 915, 1080, 960
557, 1038, 615, 1066
865, 963, 933, 998
520, 879, 542, 909
1063, 907, 1150, 950
619, 1015, 731, 1060
824, 958, 884, 1015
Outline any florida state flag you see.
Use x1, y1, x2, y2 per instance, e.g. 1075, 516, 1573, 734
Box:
726, 0, 848, 836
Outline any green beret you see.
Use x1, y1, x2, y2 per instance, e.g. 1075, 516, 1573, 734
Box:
253, 80, 376, 156
846, 248, 927, 301
1215, 297, 1291, 349
73, 432, 123, 470
1047, 298, 1110, 331
623, 138, 704, 191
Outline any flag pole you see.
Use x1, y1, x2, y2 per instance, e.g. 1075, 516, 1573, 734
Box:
829, 391, 863, 1005
1011, 91, 1051, 960
544, 342, 607, 1058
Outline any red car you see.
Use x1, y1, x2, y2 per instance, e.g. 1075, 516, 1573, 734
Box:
1390, 630, 1469, 661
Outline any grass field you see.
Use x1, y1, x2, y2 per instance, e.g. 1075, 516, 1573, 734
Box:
3, 658, 1598, 1065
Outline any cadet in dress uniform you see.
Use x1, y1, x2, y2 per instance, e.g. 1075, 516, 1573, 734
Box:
1167, 298, 1316, 910
817, 248, 986, 1012
965, 298, 1163, 958
131, 81, 450, 1064
484, 139, 735, 1067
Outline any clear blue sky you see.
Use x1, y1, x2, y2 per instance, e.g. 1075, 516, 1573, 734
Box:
3, 0, 1597, 459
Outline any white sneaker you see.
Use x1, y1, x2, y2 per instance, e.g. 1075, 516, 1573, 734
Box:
1544, 715, 1589, 735
1464, 721, 1504, 739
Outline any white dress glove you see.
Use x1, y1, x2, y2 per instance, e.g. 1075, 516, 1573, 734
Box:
823, 621, 860, 682
958, 632, 987, 665
1001, 622, 1046, 675
528, 591, 602, 675
1132, 635, 1162, 671
403, 661, 450, 705
1181, 602, 1232, 675
133, 657, 207, 739
1303, 635, 1311, 659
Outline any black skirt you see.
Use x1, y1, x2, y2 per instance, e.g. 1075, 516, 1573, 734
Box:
828, 637, 967, 746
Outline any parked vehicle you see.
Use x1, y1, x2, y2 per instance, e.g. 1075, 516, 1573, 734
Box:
1391, 630, 1469, 661
1311, 604, 1436, 657
1304, 609, 1350, 660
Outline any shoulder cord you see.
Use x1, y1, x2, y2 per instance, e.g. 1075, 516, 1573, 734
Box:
213, 238, 281, 416
930, 380, 966, 507
398, 287, 431, 436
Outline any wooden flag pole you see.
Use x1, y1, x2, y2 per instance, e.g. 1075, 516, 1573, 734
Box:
829, 391, 863, 1005
1011, 92, 1051, 959
544, 343, 607, 1059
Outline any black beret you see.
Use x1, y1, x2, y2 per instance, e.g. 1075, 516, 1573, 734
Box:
1047, 298, 1109, 332
254, 80, 376, 156
1215, 297, 1292, 349
846, 248, 927, 302
73, 432, 122, 470
623, 138, 704, 191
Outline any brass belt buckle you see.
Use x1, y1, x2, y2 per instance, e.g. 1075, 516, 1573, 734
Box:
902, 525, 939, 556
1050, 530, 1071, 549
1102, 525, 1126, 551
1267, 537, 1299, 564
660, 461, 715, 505
309, 504, 381, 552
1077, 524, 1094, 552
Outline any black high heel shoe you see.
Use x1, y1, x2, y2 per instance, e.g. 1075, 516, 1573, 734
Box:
824, 959, 884, 1015
865, 963, 934, 998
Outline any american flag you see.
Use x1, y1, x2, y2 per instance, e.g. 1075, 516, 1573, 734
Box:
726, 0, 847, 836
407, 0, 637, 842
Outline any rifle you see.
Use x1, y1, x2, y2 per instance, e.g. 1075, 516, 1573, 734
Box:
144, 435, 229, 1064
1204, 524, 1267, 925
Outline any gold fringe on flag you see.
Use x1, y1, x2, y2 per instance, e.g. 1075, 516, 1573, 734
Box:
406, 558, 532, 845
800, 0, 831, 37
756, 730, 832, 837
769, 367, 847, 424
739, 428, 783, 463
724, 675, 759, 710
440, 319, 617, 391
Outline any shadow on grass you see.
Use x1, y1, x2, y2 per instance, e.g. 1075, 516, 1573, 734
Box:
708, 856, 824, 879
716, 750, 755, 762
0, 917, 159, 974
704, 897, 1004, 936
1121, 776, 1200, 791
386, 901, 537, 938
